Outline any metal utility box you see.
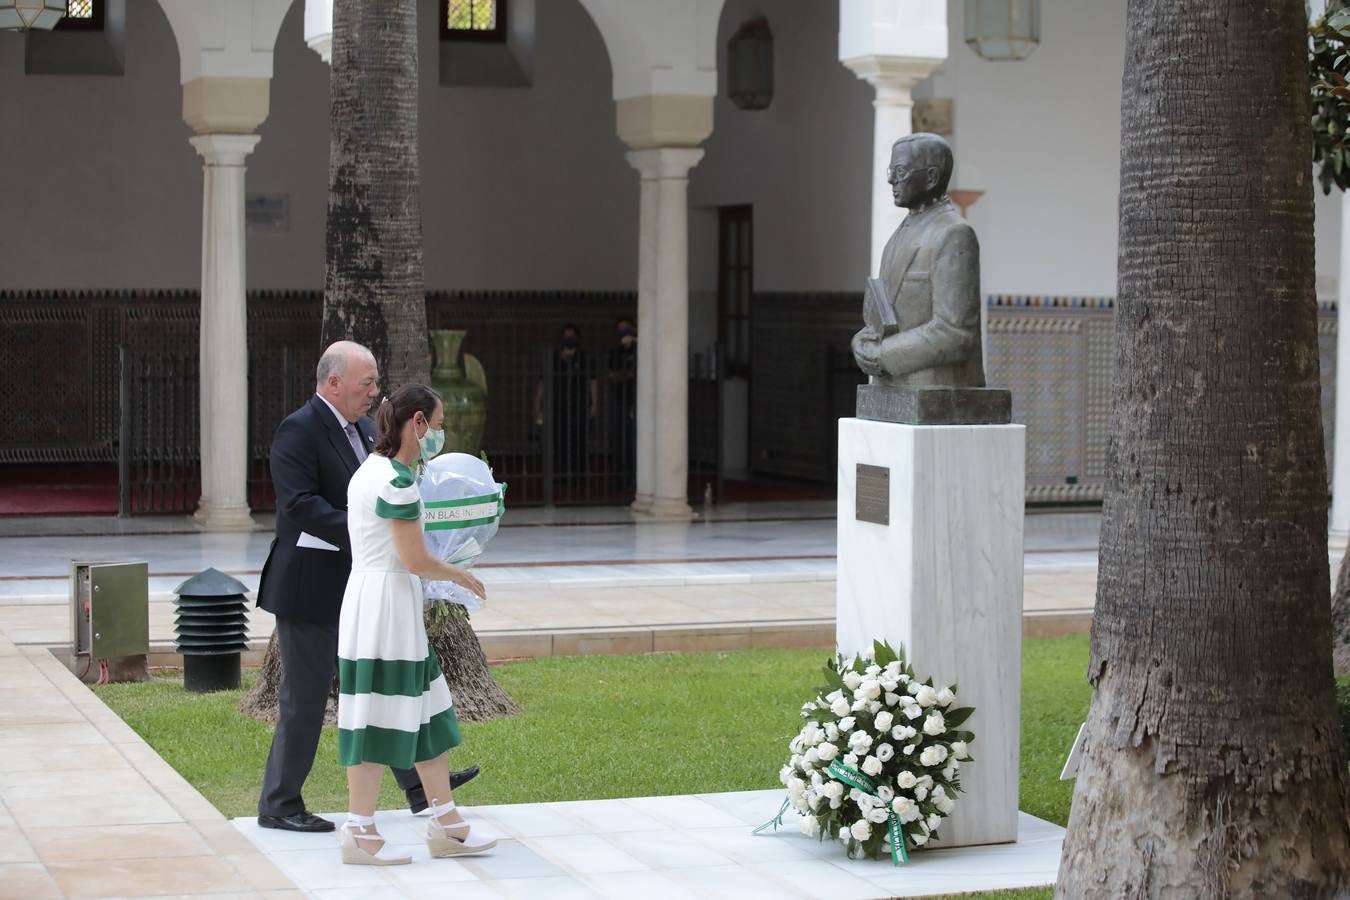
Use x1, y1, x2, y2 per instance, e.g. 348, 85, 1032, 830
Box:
70, 560, 150, 659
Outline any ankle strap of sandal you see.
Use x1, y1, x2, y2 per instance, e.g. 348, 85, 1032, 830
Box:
343, 813, 377, 833
428, 797, 458, 818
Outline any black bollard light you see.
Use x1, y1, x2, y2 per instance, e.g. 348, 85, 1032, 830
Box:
172, 568, 250, 692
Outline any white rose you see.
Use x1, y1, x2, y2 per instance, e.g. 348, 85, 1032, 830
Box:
826, 689, 843, 703
876, 784, 894, 802
790, 736, 804, 754
789, 753, 802, 770
906, 681, 921, 695
861, 755, 884, 777
915, 785, 928, 801
866, 806, 890, 824
868, 701, 883, 714
843, 671, 863, 691
951, 741, 969, 759
897, 770, 918, 789
884, 692, 902, 706
915, 686, 938, 708
932, 785, 947, 800
898, 673, 911, 684
891, 796, 918, 821
803, 722, 822, 743
923, 712, 946, 736
874, 711, 895, 732
849, 820, 872, 842
875, 742, 895, 762
804, 747, 820, 766
927, 813, 943, 831
903, 705, 923, 721
817, 742, 839, 762
919, 775, 934, 789
788, 776, 806, 793
839, 827, 850, 841
903, 744, 917, 756
779, 765, 793, 784
865, 664, 882, 676
851, 789, 871, 808
848, 731, 873, 754
823, 781, 844, 800
830, 697, 851, 717
941, 766, 954, 781
936, 795, 956, 814
844, 752, 860, 768
912, 831, 928, 846
920, 745, 949, 767
839, 716, 857, 732
860, 680, 882, 701
798, 814, 819, 836
936, 687, 956, 706
851, 698, 868, 712
885, 660, 902, 676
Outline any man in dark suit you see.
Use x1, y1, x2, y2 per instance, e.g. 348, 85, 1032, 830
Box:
256, 340, 478, 832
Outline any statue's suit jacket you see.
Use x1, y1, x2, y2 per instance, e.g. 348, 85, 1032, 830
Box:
256, 395, 376, 625
874, 198, 985, 387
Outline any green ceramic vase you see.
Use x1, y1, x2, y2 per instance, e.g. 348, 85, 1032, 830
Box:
428, 329, 488, 458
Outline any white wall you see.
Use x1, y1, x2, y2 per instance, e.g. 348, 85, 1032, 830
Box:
0, 0, 637, 291
0, 0, 1340, 299
690, 0, 874, 294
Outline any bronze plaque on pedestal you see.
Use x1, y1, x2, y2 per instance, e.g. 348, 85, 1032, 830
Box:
855, 464, 890, 526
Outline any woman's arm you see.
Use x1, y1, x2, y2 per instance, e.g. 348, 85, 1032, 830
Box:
389, 518, 486, 601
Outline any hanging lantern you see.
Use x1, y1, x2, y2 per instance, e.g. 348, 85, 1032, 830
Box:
964, 0, 1040, 61
0, 0, 66, 30
727, 17, 773, 111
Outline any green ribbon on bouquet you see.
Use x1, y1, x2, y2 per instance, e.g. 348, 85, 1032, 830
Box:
827, 760, 909, 866
752, 796, 791, 836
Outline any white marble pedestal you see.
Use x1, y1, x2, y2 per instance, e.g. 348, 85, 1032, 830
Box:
836, 418, 1025, 848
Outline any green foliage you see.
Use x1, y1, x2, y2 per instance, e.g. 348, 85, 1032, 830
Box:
1311, 2, 1350, 193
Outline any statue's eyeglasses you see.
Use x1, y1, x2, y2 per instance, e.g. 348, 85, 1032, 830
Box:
887, 164, 912, 181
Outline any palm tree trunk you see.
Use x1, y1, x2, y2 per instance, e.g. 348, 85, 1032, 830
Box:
1056, 1, 1350, 895
320, 0, 429, 388
243, 0, 517, 725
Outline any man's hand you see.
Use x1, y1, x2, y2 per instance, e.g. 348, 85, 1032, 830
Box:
851, 327, 886, 377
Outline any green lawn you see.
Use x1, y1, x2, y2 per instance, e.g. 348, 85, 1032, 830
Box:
94, 636, 1091, 900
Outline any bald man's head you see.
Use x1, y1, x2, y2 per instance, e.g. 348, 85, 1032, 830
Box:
316, 341, 379, 422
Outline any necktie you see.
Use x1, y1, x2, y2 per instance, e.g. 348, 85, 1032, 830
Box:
345, 422, 367, 463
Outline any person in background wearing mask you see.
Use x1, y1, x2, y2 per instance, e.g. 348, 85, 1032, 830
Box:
336, 384, 493, 865
534, 323, 597, 499
606, 318, 637, 494
256, 342, 478, 835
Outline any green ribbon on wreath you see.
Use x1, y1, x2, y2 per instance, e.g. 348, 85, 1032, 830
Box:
752, 796, 791, 836
827, 759, 909, 866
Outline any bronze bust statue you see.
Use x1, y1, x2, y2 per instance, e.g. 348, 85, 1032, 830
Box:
851, 133, 1008, 424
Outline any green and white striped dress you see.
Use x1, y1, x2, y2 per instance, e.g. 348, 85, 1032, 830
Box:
337, 454, 462, 768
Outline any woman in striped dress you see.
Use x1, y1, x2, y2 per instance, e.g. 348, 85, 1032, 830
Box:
337, 384, 496, 866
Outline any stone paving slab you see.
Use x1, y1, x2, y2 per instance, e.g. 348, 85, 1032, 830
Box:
232, 789, 1063, 899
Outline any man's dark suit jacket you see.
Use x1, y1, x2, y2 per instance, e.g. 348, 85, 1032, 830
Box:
257, 395, 376, 625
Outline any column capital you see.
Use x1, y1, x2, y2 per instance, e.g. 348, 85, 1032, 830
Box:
842, 55, 943, 105
189, 133, 261, 167
182, 76, 271, 135
625, 146, 705, 181
616, 94, 714, 151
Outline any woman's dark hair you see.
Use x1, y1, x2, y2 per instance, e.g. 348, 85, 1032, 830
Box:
373, 384, 441, 457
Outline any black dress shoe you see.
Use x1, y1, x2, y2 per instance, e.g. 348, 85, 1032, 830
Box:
258, 811, 335, 832
406, 766, 481, 814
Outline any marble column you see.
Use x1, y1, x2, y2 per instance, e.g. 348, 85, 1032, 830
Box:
189, 134, 259, 532
843, 56, 944, 275
627, 160, 658, 515
627, 147, 703, 520
1334, 190, 1350, 539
